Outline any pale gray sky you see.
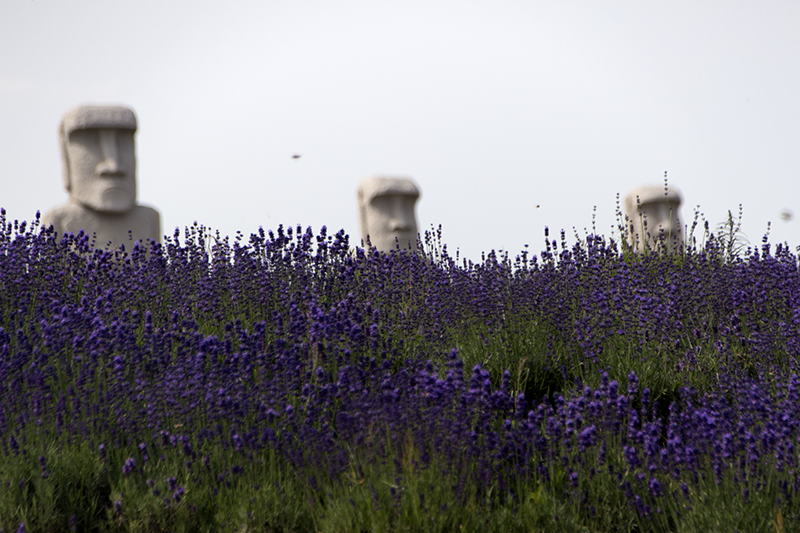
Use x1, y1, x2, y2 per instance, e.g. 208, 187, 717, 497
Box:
2, 0, 799, 262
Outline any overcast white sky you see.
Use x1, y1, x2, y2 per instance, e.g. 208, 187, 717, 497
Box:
2, 0, 799, 262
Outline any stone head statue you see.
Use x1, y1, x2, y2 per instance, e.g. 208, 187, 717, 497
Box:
624, 185, 683, 253
358, 176, 420, 252
43, 104, 160, 249
59, 105, 138, 213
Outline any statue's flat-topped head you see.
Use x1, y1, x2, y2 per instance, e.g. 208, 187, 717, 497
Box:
357, 176, 421, 252
358, 176, 420, 203
624, 185, 682, 215
61, 105, 137, 136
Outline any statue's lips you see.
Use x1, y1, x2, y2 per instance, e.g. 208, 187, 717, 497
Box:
96, 187, 135, 212
100, 187, 129, 198
385, 231, 416, 246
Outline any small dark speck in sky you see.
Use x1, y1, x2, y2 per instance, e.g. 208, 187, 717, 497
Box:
292, 154, 301, 159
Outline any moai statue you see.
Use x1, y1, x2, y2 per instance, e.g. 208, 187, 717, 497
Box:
357, 176, 420, 252
624, 185, 683, 253
42, 105, 161, 250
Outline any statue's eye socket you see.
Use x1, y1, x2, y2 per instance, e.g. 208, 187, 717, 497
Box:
68, 129, 99, 145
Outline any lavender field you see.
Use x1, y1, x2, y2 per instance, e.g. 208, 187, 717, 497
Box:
1, 209, 799, 532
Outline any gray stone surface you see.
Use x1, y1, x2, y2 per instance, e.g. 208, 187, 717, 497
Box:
43, 105, 161, 249
357, 176, 420, 252
624, 185, 683, 252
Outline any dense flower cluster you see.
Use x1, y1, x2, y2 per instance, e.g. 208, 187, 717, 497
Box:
1, 209, 800, 530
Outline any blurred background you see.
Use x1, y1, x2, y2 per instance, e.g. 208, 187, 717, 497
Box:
1, 0, 798, 262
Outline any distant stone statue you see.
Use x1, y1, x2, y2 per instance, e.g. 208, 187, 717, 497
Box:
357, 176, 420, 252
624, 185, 683, 253
42, 105, 161, 250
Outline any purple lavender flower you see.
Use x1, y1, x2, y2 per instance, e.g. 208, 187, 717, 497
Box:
624, 445, 641, 470
122, 457, 136, 476
4, 211, 800, 527
578, 425, 597, 451
138, 442, 149, 462
648, 476, 663, 497
38, 455, 49, 479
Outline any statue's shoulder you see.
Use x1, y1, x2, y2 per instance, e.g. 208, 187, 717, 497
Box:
42, 203, 85, 232
133, 204, 159, 219
132, 205, 161, 228
131, 205, 161, 242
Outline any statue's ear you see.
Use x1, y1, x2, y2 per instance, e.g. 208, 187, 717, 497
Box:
357, 188, 368, 235
59, 123, 71, 192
